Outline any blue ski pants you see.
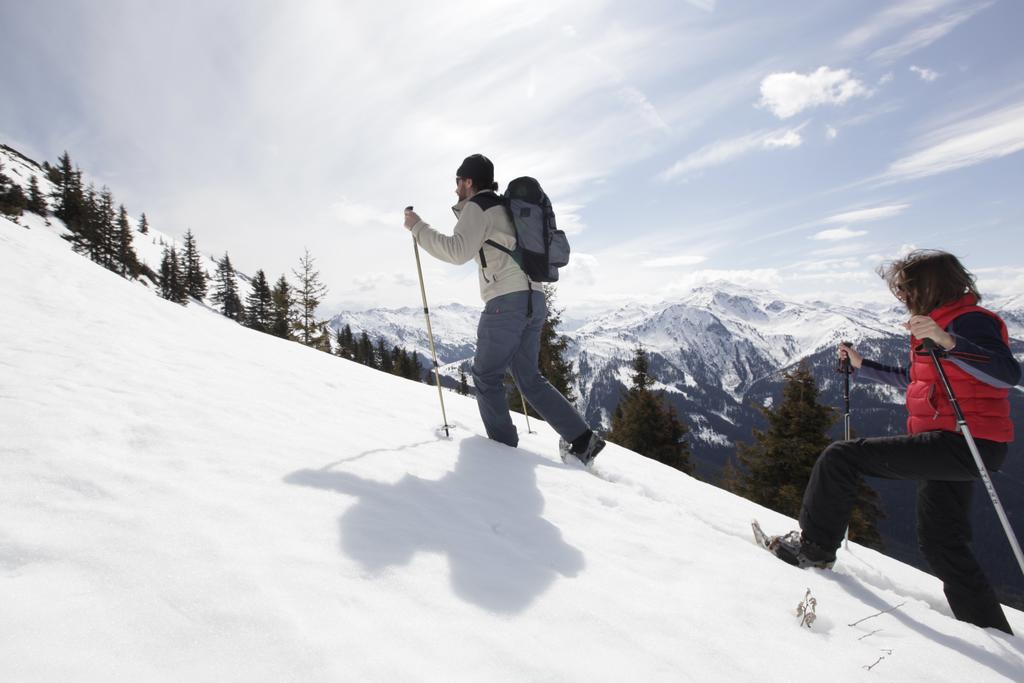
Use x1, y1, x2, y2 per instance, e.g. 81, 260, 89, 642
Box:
472, 290, 589, 448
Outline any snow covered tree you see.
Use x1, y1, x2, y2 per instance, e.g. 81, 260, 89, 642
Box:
244, 269, 274, 333
138, 212, 149, 235
607, 345, 693, 474
94, 187, 118, 272
180, 230, 207, 300
270, 275, 293, 340
211, 252, 244, 320
291, 249, 329, 347
725, 362, 883, 549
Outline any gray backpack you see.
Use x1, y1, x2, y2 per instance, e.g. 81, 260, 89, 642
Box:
477, 177, 570, 283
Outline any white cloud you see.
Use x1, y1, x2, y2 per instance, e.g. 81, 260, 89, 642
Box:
758, 67, 870, 119
910, 65, 940, 82
331, 198, 397, 228
883, 100, 1024, 182
824, 204, 909, 224
763, 129, 803, 148
555, 203, 587, 236
839, 0, 959, 51
870, 2, 993, 63
825, 125, 839, 140
660, 124, 804, 180
811, 227, 869, 241
797, 256, 865, 271
642, 253, 708, 268
660, 269, 783, 296
878, 72, 895, 85
353, 272, 416, 292
680, 0, 718, 12
562, 252, 599, 287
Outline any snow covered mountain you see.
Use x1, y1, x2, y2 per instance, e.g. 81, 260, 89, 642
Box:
5, 193, 1024, 681
330, 284, 1023, 454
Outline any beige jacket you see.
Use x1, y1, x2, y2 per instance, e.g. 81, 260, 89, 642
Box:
410, 191, 537, 303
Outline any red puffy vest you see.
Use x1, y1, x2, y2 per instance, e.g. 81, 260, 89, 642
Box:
906, 295, 1013, 442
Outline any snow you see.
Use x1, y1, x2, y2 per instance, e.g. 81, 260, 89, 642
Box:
3, 213, 1024, 681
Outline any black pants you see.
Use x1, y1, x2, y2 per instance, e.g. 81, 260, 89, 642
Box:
800, 430, 1012, 634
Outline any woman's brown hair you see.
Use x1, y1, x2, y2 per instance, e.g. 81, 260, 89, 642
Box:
877, 249, 980, 316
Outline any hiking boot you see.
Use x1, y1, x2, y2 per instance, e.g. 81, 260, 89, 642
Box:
769, 531, 836, 570
559, 431, 606, 466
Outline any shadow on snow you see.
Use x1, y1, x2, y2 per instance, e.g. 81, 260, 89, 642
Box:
284, 436, 585, 614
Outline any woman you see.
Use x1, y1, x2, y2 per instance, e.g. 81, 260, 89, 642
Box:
767, 250, 1020, 634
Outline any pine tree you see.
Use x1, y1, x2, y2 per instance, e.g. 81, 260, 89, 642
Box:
291, 249, 329, 346
539, 284, 576, 401
376, 338, 393, 373
411, 352, 425, 383
270, 275, 293, 340
138, 212, 149, 234
159, 246, 187, 304
458, 369, 470, 395
393, 346, 408, 376
336, 325, 355, 360
66, 182, 97, 259
27, 176, 48, 216
51, 152, 78, 223
180, 229, 207, 300
244, 269, 274, 333
0, 165, 26, 218
315, 322, 333, 353
115, 204, 140, 278
95, 187, 118, 271
725, 362, 884, 548
356, 331, 376, 369
211, 252, 244, 320
607, 345, 693, 474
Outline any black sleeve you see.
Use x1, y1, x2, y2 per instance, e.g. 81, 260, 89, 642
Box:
944, 312, 1022, 388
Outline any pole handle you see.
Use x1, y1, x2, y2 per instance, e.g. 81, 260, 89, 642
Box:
836, 341, 853, 375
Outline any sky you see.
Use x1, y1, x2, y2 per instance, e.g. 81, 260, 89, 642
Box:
4, 210, 1024, 680
2, 0, 1023, 315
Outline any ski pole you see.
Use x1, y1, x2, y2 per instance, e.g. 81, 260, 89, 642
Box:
513, 379, 534, 434
837, 342, 853, 547
408, 206, 451, 437
836, 342, 853, 440
923, 338, 1024, 579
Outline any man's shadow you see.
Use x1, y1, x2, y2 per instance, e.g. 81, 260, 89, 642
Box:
284, 436, 585, 614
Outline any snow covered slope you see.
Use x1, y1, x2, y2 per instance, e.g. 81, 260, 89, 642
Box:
3, 214, 1024, 681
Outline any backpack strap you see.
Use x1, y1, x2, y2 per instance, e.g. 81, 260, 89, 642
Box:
469, 192, 534, 315
469, 191, 504, 268
468, 191, 502, 211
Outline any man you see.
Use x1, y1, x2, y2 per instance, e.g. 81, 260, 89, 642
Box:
402, 154, 604, 465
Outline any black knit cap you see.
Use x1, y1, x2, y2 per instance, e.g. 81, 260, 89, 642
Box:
456, 154, 494, 190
